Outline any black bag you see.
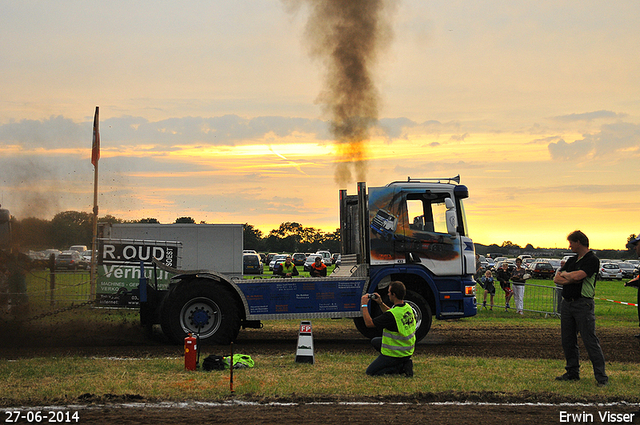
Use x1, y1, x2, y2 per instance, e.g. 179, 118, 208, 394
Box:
202, 354, 226, 371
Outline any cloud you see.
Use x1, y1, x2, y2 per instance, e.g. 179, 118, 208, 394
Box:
552, 110, 626, 122
0, 114, 333, 149
0, 116, 86, 148
548, 122, 640, 161
449, 133, 469, 142
377, 117, 417, 140
393, 161, 480, 176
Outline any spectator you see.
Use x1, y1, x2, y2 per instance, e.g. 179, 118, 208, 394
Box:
480, 270, 495, 310
474, 254, 483, 282
554, 230, 608, 386
274, 255, 299, 278
309, 256, 327, 277
511, 258, 526, 315
360, 281, 415, 377
495, 262, 513, 310
625, 234, 640, 339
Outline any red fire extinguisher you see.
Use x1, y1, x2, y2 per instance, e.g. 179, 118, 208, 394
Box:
184, 333, 197, 371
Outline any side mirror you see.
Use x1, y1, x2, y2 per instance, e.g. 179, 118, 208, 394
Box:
445, 198, 457, 236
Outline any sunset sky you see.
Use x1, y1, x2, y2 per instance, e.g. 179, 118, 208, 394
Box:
1, 1, 639, 250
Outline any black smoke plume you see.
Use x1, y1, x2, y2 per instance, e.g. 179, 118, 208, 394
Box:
287, 0, 397, 186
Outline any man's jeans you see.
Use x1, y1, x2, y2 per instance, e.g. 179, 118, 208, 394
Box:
365, 337, 410, 376
560, 298, 608, 382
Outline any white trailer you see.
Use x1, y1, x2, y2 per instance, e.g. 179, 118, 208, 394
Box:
101, 223, 243, 275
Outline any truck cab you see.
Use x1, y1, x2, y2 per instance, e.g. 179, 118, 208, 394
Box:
342, 177, 477, 340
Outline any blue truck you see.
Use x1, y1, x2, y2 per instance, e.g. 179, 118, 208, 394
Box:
143, 177, 478, 344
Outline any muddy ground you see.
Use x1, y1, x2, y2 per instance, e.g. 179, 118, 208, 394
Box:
1, 318, 640, 424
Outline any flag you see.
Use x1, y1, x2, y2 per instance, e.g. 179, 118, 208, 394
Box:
91, 106, 100, 166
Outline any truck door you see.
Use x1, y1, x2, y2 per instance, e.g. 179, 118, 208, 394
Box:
368, 186, 404, 264
399, 191, 463, 276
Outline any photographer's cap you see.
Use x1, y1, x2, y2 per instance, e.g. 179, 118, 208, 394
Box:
627, 234, 640, 248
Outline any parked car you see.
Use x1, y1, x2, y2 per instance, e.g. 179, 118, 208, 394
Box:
599, 263, 623, 280
331, 253, 341, 264
618, 262, 636, 279
314, 251, 333, 266
547, 259, 562, 271
243, 253, 263, 275
478, 255, 488, 271
291, 253, 307, 266
269, 254, 288, 271
494, 260, 516, 273
529, 261, 556, 279
69, 245, 88, 252
55, 250, 85, 270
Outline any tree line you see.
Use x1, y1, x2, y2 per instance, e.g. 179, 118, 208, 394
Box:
9, 211, 341, 254
9, 210, 636, 258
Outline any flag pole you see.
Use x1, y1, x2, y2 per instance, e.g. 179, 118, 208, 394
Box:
90, 106, 100, 300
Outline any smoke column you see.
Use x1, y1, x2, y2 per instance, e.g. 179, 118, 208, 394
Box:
288, 0, 397, 186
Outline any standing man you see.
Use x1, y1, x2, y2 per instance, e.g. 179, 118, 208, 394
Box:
554, 230, 608, 386
624, 234, 640, 338
360, 281, 416, 377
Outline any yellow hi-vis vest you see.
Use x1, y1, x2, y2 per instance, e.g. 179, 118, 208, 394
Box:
281, 262, 295, 274
381, 303, 416, 357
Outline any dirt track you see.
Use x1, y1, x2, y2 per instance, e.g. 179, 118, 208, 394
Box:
2, 319, 640, 424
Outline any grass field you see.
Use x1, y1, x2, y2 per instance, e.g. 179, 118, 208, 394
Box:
2, 269, 639, 407
2, 348, 639, 407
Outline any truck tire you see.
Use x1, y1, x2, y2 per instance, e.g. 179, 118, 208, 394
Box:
404, 290, 432, 342
353, 290, 432, 343
160, 279, 240, 345
353, 299, 385, 340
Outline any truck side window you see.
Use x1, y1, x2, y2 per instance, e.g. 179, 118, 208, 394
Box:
431, 201, 448, 234
407, 199, 427, 231
407, 195, 449, 235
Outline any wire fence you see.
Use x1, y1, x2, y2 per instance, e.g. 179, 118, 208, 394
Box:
479, 281, 562, 317
1, 269, 92, 318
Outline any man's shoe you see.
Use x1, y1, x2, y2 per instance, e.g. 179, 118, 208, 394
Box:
556, 373, 580, 382
634, 333, 640, 339
402, 359, 414, 377
597, 380, 609, 387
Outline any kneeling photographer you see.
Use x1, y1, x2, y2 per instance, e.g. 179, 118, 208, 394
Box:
360, 281, 416, 377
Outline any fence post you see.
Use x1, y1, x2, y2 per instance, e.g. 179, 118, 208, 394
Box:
48, 253, 56, 307
554, 284, 562, 316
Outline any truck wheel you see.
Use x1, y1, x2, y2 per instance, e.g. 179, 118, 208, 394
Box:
354, 290, 433, 343
405, 290, 432, 342
353, 298, 385, 340
160, 279, 240, 345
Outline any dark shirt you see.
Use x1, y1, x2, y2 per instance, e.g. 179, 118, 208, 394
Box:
511, 267, 526, 285
372, 303, 407, 332
496, 268, 511, 286
560, 250, 599, 300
